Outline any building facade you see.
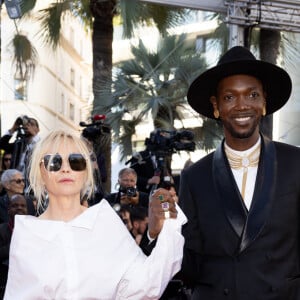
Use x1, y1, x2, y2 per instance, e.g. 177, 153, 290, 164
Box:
0, 2, 93, 139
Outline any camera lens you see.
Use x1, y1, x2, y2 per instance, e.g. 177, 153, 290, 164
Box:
126, 187, 137, 197
16, 117, 23, 126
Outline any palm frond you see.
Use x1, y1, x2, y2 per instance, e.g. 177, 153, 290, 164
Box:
118, 0, 144, 38
10, 34, 38, 79
70, 0, 93, 30
119, 1, 191, 39
144, 4, 189, 34
37, 1, 72, 49
20, 0, 37, 15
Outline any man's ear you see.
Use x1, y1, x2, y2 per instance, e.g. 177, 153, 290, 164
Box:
210, 96, 217, 110
210, 96, 220, 119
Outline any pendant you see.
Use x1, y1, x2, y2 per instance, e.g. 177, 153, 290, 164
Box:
242, 156, 250, 167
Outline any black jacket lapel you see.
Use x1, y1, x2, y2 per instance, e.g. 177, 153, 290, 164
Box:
213, 141, 248, 238
239, 135, 277, 252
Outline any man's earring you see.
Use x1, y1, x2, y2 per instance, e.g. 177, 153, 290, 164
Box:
262, 106, 266, 116
213, 109, 220, 119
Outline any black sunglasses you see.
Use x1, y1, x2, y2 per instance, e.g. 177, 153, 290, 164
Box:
3, 158, 11, 162
41, 153, 87, 172
10, 178, 25, 184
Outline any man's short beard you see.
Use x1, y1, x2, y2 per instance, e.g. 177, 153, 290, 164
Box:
223, 121, 258, 140
231, 130, 255, 139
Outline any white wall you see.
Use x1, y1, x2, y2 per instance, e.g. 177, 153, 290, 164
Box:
0, 3, 93, 138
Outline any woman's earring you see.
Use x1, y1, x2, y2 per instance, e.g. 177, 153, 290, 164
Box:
262, 106, 266, 116
213, 109, 220, 119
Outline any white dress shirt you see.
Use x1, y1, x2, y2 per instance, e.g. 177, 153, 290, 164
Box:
5, 200, 187, 300
224, 137, 261, 210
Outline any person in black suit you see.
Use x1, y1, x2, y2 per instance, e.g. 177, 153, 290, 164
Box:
127, 150, 161, 194
177, 46, 300, 299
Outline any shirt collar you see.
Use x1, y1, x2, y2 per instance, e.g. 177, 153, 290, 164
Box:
224, 136, 261, 156
69, 203, 100, 229
15, 201, 105, 242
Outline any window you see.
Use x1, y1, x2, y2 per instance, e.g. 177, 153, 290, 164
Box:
79, 76, 82, 97
69, 102, 75, 121
70, 27, 74, 47
14, 78, 27, 100
70, 68, 75, 87
59, 93, 65, 113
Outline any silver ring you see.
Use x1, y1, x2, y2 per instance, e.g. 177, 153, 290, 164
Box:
164, 211, 170, 219
161, 202, 170, 211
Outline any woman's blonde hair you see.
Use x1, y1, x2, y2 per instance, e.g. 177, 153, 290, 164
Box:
29, 130, 95, 211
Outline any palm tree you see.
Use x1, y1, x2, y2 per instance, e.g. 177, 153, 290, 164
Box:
1, 0, 38, 81
33, 0, 190, 191
97, 34, 223, 160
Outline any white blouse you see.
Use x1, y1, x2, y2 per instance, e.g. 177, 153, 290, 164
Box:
4, 199, 187, 300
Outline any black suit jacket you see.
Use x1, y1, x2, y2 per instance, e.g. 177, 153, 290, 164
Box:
179, 135, 300, 300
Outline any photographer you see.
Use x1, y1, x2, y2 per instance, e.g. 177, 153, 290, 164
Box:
127, 149, 160, 194
0, 116, 40, 175
105, 167, 149, 211
128, 129, 195, 194
80, 115, 110, 205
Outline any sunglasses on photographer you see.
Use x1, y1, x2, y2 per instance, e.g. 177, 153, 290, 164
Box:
41, 154, 87, 172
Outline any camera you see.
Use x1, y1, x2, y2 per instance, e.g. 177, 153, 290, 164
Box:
119, 186, 137, 197
15, 115, 30, 139
145, 129, 195, 154
80, 114, 110, 143
16, 115, 30, 127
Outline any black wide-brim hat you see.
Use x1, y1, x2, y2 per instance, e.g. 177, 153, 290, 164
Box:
187, 46, 292, 119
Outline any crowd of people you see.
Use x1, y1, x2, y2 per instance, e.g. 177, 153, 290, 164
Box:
0, 45, 299, 299
0, 116, 40, 296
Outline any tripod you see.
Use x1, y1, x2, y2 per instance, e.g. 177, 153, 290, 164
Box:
150, 151, 172, 195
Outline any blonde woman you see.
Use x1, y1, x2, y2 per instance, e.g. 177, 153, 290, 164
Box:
4, 130, 186, 299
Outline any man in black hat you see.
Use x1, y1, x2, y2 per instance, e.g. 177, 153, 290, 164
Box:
177, 46, 300, 299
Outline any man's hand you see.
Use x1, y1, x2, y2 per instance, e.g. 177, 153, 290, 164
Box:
148, 188, 177, 239
9, 119, 21, 134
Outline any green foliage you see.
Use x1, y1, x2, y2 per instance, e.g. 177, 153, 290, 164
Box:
100, 34, 208, 156
37, 1, 71, 49
20, 0, 37, 15
71, 0, 93, 29
197, 118, 223, 152
118, 0, 189, 38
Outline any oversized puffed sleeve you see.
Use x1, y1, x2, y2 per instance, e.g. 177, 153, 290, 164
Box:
116, 204, 187, 299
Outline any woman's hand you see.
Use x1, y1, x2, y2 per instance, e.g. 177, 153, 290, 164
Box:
148, 188, 177, 239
